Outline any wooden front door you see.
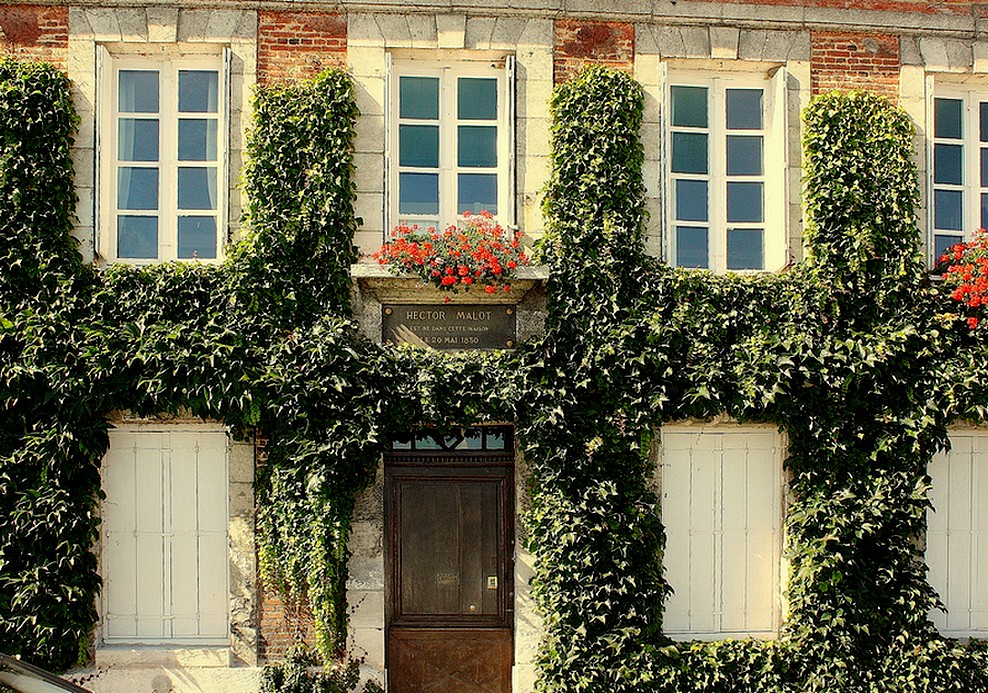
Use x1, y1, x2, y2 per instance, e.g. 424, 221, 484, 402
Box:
385, 427, 514, 693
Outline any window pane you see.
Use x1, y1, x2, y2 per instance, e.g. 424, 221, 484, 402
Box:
399, 124, 439, 168
117, 167, 158, 210
178, 71, 218, 113
178, 167, 217, 210
935, 98, 963, 140
485, 429, 506, 450
118, 119, 159, 162
982, 148, 988, 187
727, 182, 763, 223
726, 136, 763, 176
458, 173, 497, 214
935, 233, 964, 260
981, 103, 988, 142
178, 216, 217, 259
458, 78, 497, 120
726, 89, 763, 130
400, 77, 439, 120
671, 132, 708, 174
119, 70, 158, 113
727, 228, 764, 270
414, 430, 443, 450
676, 180, 708, 222
399, 173, 439, 215
117, 216, 158, 258
461, 428, 484, 450
982, 192, 988, 230
671, 86, 708, 128
934, 189, 963, 230
458, 126, 497, 167
178, 120, 217, 161
934, 144, 963, 186
676, 226, 708, 268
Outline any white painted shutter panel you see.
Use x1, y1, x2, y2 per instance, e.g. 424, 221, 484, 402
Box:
505, 54, 517, 230
102, 429, 229, 644
662, 428, 782, 638
928, 432, 988, 636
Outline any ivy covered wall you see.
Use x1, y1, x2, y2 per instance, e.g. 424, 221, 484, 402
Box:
1, 56, 987, 692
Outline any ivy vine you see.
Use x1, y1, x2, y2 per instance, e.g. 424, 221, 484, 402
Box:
1, 55, 987, 693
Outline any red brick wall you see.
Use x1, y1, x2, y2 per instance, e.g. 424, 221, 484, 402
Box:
554, 19, 634, 84
811, 31, 900, 99
258, 581, 318, 661
0, 5, 67, 67
257, 11, 346, 84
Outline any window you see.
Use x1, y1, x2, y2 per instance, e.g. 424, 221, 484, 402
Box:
100, 54, 227, 262
101, 427, 229, 643
661, 426, 783, 639
665, 73, 786, 272
931, 89, 988, 261
927, 430, 988, 637
388, 60, 512, 233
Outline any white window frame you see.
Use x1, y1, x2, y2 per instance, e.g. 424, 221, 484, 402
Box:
663, 71, 787, 273
927, 429, 988, 638
98, 51, 228, 264
660, 424, 785, 640
386, 58, 513, 235
100, 424, 230, 646
928, 84, 987, 264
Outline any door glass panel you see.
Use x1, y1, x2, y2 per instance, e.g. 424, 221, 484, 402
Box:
119, 119, 159, 161
675, 180, 708, 222
178, 120, 217, 161
726, 136, 763, 176
726, 89, 763, 130
117, 216, 158, 258
458, 126, 497, 167
677, 226, 708, 269
178, 70, 218, 113
177, 167, 217, 210
727, 228, 764, 270
458, 78, 497, 120
399, 124, 440, 168
458, 173, 497, 214
671, 132, 707, 174
119, 70, 158, 113
727, 182, 763, 223
118, 168, 158, 210
178, 216, 217, 259
671, 86, 707, 128
400, 173, 440, 215
400, 76, 440, 120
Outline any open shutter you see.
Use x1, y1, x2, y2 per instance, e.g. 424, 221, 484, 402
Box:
384, 52, 393, 240
657, 61, 669, 264
94, 45, 110, 258
221, 46, 232, 252
771, 65, 790, 270
506, 54, 517, 230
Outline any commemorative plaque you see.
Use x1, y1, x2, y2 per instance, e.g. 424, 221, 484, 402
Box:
382, 304, 516, 350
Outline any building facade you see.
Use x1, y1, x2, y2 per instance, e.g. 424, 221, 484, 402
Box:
2, 1, 988, 692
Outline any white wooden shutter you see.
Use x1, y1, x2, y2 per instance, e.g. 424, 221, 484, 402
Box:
383, 52, 393, 239
661, 427, 783, 639
102, 428, 229, 644
928, 431, 988, 637
505, 54, 517, 230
